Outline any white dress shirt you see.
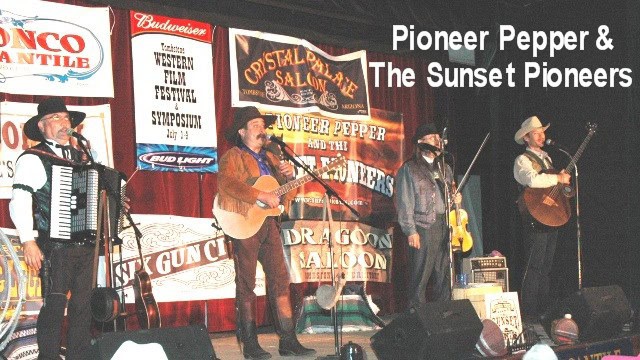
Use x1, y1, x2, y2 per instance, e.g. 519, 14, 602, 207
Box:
9, 140, 67, 244
513, 147, 559, 189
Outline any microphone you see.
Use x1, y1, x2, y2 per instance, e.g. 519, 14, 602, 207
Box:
441, 127, 448, 146
65, 128, 87, 141
545, 139, 567, 151
417, 142, 443, 153
268, 135, 287, 148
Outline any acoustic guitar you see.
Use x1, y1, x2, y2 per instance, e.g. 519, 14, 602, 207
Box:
213, 154, 346, 239
518, 123, 597, 227
133, 267, 161, 329
126, 211, 161, 329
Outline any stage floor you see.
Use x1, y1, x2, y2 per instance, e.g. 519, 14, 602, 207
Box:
210, 328, 380, 360
207, 316, 640, 360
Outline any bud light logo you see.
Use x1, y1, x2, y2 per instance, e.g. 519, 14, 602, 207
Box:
139, 151, 216, 169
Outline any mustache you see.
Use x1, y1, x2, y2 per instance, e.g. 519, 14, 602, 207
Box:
257, 133, 267, 140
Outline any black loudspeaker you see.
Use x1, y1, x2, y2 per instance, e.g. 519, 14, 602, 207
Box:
91, 325, 218, 360
541, 285, 633, 342
370, 299, 482, 360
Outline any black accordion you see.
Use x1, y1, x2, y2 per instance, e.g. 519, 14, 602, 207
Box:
49, 164, 126, 244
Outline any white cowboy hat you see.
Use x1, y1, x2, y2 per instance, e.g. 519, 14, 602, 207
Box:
514, 116, 549, 145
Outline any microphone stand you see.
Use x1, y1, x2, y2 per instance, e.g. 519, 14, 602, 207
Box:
275, 143, 359, 359
437, 142, 455, 297
553, 147, 582, 290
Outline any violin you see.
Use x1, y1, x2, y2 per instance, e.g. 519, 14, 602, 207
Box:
449, 184, 473, 253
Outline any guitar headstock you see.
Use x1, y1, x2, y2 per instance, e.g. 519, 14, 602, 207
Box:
586, 122, 598, 135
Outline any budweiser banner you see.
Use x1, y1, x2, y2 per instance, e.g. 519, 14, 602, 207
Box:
229, 28, 370, 120
0, 101, 114, 199
266, 108, 403, 223
131, 12, 217, 173
281, 220, 392, 283
115, 214, 266, 302
0, 1, 114, 97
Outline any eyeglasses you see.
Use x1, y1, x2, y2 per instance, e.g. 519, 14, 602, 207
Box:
41, 113, 70, 122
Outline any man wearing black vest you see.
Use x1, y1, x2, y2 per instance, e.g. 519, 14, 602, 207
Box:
513, 116, 571, 322
9, 97, 93, 359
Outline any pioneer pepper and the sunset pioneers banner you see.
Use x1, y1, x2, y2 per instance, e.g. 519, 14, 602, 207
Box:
131, 11, 217, 172
0, 1, 114, 97
264, 108, 403, 223
229, 28, 370, 120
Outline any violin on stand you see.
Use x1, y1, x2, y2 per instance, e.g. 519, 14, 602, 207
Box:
449, 183, 473, 253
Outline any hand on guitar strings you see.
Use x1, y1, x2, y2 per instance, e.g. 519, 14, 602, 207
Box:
257, 191, 280, 208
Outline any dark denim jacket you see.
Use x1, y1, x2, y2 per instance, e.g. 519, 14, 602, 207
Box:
395, 155, 452, 236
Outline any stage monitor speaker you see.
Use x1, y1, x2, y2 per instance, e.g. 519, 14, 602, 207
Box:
91, 324, 218, 360
370, 299, 482, 360
541, 285, 632, 342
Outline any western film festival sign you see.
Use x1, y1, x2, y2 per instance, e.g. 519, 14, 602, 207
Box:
131, 11, 218, 173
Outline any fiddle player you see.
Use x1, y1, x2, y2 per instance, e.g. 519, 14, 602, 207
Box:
395, 123, 462, 308
514, 116, 570, 322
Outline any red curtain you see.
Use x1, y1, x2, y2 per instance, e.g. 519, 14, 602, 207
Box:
0, 0, 437, 331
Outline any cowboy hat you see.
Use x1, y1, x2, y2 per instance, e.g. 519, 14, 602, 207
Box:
24, 97, 86, 142
225, 106, 277, 142
514, 116, 549, 145
412, 123, 439, 143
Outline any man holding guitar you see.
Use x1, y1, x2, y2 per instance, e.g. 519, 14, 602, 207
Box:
217, 106, 315, 359
514, 116, 571, 322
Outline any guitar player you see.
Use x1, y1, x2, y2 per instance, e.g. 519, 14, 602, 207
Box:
513, 116, 571, 323
217, 106, 315, 359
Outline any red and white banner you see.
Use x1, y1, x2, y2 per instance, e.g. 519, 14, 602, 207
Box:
0, 101, 114, 199
115, 214, 266, 302
130, 12, 218, 173
0, 1, 114, 97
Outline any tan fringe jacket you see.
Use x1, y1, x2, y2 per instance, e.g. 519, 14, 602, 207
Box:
217, 146, 296, 216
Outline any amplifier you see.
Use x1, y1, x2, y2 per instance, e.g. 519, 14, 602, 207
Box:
469, 268, 509, 292
462, 257, 507, 272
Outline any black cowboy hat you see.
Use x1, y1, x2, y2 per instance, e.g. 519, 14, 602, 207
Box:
225, 106, 277, 142
24, 97, 86, 142
412, 123, 439, 143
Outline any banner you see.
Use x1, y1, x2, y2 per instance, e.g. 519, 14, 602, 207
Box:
0, 228, 43, 316
0, 1, 114, 97
230, 28, 370, 120
131, 12, 217, 173
115, 214, 265, 302
281, 220, 392, 284
0, 101, 114, 199
265, 108, 403, 223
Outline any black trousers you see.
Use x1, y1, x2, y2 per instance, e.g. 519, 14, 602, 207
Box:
520, 223, 558, 317
37, 244, 94, 360
407, 214, 451, 308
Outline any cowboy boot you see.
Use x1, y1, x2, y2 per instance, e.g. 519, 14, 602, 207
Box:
237, 300, 271, 359
239, 321, 272, 359
272, 295, 316, 356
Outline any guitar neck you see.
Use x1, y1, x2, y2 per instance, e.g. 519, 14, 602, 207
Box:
272, 162, 335, 197
565, 132, 595, 173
